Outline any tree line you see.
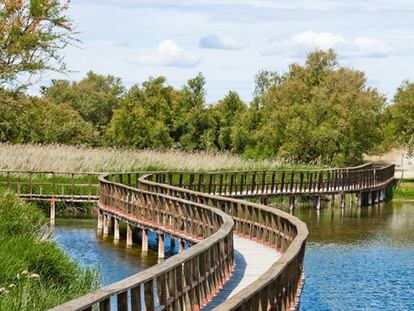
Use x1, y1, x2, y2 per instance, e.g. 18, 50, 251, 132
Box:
1, 49, 412, 165
1, 2, 413, 166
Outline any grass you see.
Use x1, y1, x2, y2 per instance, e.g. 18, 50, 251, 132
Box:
0, 190, 98, 310
0, 143, 318, 172
393, 179, 414, 199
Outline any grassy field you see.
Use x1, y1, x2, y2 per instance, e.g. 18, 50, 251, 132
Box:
0, 190, 98, 310
393, 179, 414, 199
0, 143, 317, 172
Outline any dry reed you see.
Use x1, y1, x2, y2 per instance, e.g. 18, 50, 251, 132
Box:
0, 143, 289, 172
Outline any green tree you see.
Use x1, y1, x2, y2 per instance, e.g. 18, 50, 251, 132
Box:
16, 98, 97, 144
383, 81, 414, 155
244, 49, 384, 165
105, 77, 176, 148
0, 0, 76, 87
42, 71, 124, 132
214, 91, 246, 150
173, 73, 217, 151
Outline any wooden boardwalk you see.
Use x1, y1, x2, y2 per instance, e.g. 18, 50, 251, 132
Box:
203, 236, 282, 310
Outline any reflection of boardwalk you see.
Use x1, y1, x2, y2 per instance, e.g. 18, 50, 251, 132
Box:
203, 236, 282, 310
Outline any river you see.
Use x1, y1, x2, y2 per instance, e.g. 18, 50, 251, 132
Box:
54, 201, 414, 310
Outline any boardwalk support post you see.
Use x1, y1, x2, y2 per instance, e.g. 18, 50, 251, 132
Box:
158, 233, 165, 259
316, 196, 321, 210
50, 199, 56, 224
179, 239, 185, 253
126, 223, 132, 247
103, 214, 109, 236
340, 192, 346, 209
97, 209, 103, 231
114, 218, 120, 241
142, 229, 148, 252
289, 196, 295, 211
356, 192, 362, 208
260, 195, 268, 205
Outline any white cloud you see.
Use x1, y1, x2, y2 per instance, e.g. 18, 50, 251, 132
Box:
199, 34, 245, 50
264, 31, 392, 59
136, 40, 201, 68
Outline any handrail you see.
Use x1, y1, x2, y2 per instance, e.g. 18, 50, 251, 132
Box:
49, 173, 235, 311
26, 163, 395, 310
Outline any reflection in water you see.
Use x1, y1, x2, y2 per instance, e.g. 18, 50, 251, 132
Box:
290, 201, 414, 311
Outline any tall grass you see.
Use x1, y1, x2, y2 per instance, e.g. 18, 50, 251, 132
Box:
0, 190, 98, 310
0, 143, 316, 172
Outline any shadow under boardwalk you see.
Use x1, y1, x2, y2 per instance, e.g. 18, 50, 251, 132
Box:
203, 236, 282, 310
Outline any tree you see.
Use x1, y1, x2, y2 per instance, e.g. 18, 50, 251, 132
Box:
173, 73, 217, 151
214, 91, 246, 150
243, 49, 385, 165
0, 0, 76, 87
0, 89, 97, 144
42, 71, 125, 133
383, 81, 414, 155
104, 77, 176, 148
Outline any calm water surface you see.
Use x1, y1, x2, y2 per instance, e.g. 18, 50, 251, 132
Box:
54, 218, 179, 286
293, 201, 414, 311
55, 201, 414, 310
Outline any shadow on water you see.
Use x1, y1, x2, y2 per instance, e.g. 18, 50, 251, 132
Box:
288, 201, 414, 311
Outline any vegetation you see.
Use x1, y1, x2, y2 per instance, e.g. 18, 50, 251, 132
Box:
0, 190, 98, 310
0, 143, 314, 172
393, 180, 414, 200
0, 0, 76, 88
0, 2, 412, 167
383, 81, 414, 156
1, 49, 394, 166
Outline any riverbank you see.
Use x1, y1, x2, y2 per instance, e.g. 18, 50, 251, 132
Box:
0, 190, 98, 310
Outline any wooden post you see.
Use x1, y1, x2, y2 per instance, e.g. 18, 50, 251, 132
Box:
368, 191, 373, 205
340, 192, 346, 209
260, 195, 268, 205
179, 239, 185, 253
126, 223, 132, 247
356, 192, 362, 208
50, 199, 56, 225
142, 228, 148, 252
316, 196, 321, 210
103, 215, 109, 237
374, 190, 379, 204
158, 233, 165, 259
331, 194, 335, 207
114, 218, 120, 241
97, 209, 103, 230
289, 196, 295, 211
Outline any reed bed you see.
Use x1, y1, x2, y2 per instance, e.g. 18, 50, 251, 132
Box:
0, 143, 309, 173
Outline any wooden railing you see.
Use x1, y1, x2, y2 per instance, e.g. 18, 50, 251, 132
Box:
16, 163, 395, 310
0, 170, 100, 201
146, 164, 395, 197
50, 173, 235, 311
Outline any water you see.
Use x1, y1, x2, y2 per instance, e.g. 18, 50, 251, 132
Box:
293, 201, 414, 311
53, 218, 177, 286
54, 202, 414, 310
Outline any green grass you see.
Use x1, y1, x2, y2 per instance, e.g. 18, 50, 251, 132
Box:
0, 190, 99, 310
393, 179, 414, 199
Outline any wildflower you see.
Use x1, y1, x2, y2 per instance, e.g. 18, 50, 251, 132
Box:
28, 273, 40, 279
8, 284, 16, 289
21, 270, 28, 276
16, 273, 20, 279
0, 287, 5, 293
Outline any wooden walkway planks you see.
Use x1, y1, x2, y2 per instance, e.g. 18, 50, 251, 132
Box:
203, 236, 282, 310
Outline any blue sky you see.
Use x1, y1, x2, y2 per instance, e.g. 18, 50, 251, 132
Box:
38, 0, 414, 103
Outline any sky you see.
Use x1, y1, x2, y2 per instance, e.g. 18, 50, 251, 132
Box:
35, 0, 414, 103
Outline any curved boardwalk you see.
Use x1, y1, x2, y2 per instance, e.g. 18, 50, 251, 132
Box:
0, 163, 395, 311
204, 236, 282, 310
